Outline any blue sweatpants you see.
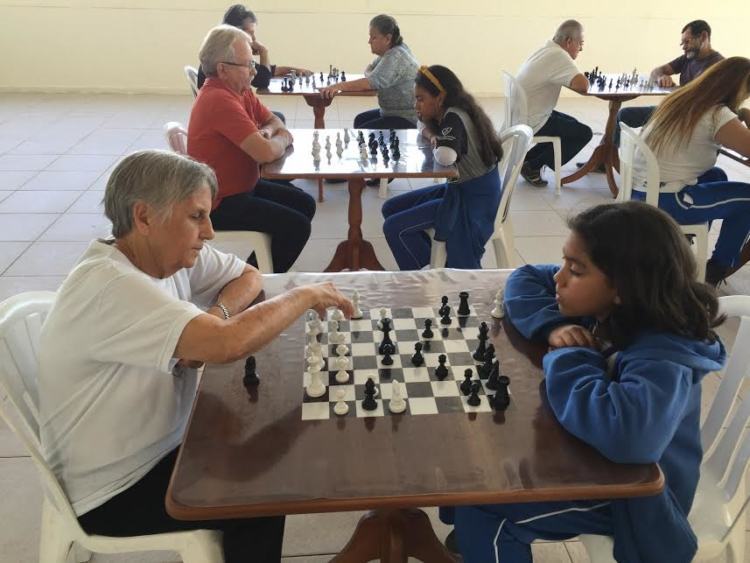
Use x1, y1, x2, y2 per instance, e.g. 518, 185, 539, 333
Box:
632, 167, 750, 268
382, 183, 447, 270
441, 501, 613, 563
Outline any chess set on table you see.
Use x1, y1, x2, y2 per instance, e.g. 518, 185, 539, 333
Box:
311, 128, 402, 167
277, 65, 347, 92
584, 67, 671, 94
298, 291, 510, 420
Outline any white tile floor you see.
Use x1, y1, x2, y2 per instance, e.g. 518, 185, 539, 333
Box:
0, 92, 749, 562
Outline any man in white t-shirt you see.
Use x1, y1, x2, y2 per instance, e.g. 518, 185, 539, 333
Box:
516, 19, 592, 187
38, 149, 353, 563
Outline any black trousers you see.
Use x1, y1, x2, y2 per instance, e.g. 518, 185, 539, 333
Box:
524, 111, 593, 170
78, 449, 286, 563
211, 180, 316, 273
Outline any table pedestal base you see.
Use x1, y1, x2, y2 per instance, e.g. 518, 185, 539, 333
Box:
330, 508, 458, 563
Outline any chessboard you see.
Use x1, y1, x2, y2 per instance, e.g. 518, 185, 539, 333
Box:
263, 67, 367, 95
584, 67, 673, 95
300, 294, 509, 421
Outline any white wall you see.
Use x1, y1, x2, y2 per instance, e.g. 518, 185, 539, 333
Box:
0, 1, 747, 95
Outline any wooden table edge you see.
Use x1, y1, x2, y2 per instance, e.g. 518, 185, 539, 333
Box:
166, 465, 664, 521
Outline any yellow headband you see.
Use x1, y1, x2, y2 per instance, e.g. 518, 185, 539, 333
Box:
419, 66, 446, 95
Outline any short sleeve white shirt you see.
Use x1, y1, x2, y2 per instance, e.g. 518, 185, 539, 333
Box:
39, 240, 245, 516
517, 40, 580, 132
636, 105, 737, 189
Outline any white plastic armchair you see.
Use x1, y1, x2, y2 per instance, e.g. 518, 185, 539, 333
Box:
184, 65, 199, 97
581, 295, 750, 562
502, 71, 562, 195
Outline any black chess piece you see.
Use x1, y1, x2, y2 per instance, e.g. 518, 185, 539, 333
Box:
434, 354, 448, 380
439, 295, 449, 317
467, 381, 482, 407
422, 319, 434, 339
341, 71, 346, 81
378, 327, 394, 355
380, 316, 392, 332
473, 322, 489, 361
479, 344, 495, 379
411, 342, 425, 367
440, 305, 452, 325
392, 147, 400, 160
382, 350, 394, 366
460, 369, 473, 396
457, 291, 470, 316
362, 378, 378, 411
380, 342, 395, 356
486, 360, 501, 390
490, 379, 510, 411
319, 71, 324, 82
243, 356, 260, 386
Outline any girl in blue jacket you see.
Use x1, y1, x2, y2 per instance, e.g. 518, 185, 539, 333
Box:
382, 65, 504, 270
444, 201, 726, 563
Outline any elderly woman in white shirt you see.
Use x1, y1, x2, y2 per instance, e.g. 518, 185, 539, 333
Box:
38, 149, 352, 563
632, 56, 750, 286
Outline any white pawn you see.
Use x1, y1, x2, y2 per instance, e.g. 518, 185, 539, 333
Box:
351, 290, 363, 319
328, 320, 344, 344
335, 356, 349, 383
491, 288, 505, 319
336, 343, 349, 356
333, 389, 349, 416
389, 380, 407, 414
330, 308, 345, 321
377, 307, 387, 329
306, 367, 326, 398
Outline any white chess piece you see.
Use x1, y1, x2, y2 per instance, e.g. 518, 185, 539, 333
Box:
377, 308, 387, 329
336, 343, 349, 356
328, 320, 344, 344
343, 129, 350, 144
335, 356, 349, 383
330, 308, 345, 321
351, 290, 363, 319
491, 288, 505, 319
333, 389, 349, 416
306, 367, 326, 398
389, 380, 407, 414
306, 349, 324, 372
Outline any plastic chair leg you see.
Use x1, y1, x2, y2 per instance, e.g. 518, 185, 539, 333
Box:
725, 520, 746, 563
70, 544, 92, 562
552, 138, 562, 195
39, 500, 74, 563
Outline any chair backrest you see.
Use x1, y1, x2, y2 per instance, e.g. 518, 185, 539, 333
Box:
700, 296, 750, 500
501, 71, 529, 131
184, 65, 199, 98
495, 125, 534, 229
164, 121, 188, 155
0, 291, 82, 525
618, 124, 660, 206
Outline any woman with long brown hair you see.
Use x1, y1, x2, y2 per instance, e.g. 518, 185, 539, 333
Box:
633, 56, 750, 285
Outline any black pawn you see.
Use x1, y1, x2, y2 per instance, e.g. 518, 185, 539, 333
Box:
457, 291, 470, 316
434, 354, 448, 380
411, 342, 425, 367
438, 295, 449, 317
382, 351, 394, 366
243, 356, 259, 386
422, 319, 434, 339
362, 378, 377, 411
341, 71, 346, 81
460, 368, 473, 396
440, 305, 452, 325
467, 381, 482, 407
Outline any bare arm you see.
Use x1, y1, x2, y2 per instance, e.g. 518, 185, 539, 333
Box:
275, 65, 312, 77
650, 63, 676, 87
715, 117, 750, 158
318, 77, 373, 100
176, 282, 354, 364
239, 128, 293, 163
568, 73, 590, 95
251, 40, 271, 70
257, 113, 286, 139
204, 264, 263, 319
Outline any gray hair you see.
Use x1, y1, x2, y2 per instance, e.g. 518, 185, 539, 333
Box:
199, 24, 249, 76
553, 19, 583, 44
104, 150, 217, 238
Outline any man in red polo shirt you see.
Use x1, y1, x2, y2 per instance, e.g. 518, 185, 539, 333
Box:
188, 24, 316, 273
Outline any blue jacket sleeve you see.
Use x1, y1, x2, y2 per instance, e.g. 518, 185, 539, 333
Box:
543, 347, 695, 463
504, 264, 586, 342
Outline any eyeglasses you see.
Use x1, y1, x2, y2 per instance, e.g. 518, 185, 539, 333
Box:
221, 60, 256, 70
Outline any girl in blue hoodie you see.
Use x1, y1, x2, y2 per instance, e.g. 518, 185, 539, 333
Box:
443, 201, 726, 563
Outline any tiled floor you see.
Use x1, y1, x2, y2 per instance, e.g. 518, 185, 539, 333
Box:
0, 92, 749, 562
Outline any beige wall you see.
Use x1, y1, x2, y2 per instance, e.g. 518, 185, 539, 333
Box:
0, 1, 747, 95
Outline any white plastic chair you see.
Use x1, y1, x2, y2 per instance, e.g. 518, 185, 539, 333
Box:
428, 125, 534, 269
618, 124, 709, 282
163, 121, 274, 273
184, 65, 199, 98
0, 291, 224, 563
502, 71, 562, 195
581, 295, 750, 563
